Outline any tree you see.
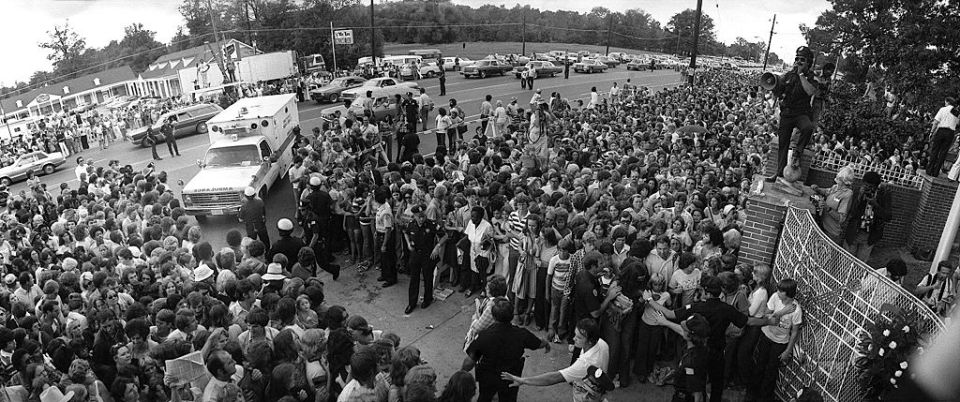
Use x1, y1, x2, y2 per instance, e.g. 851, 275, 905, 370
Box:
667, 9, 718, 57
119, 23, 167, 73
38, 21, 89, 79
807, 0, 960, 111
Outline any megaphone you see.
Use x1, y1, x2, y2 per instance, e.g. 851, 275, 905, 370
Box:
759, 72, 783, 91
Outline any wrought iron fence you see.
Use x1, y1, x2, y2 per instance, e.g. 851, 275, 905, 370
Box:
810, 151, 925, 190
773, 207, 944, 402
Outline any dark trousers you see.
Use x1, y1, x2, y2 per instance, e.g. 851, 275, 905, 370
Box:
534, 265, 548, 329
377, 231, 397, 283
747, 335, 788, 402
707, 347, 726, 402
736, 326, 763, 386
461, 255, 489, 292
406, 115, 418, 135
408, 252, 435, 307
774, 113, 815, 178
420, 108, 430, 132
436, 131, 446, 150
526, 77, 534, 90
603, 309, 638, 384
634, 319, 664, 377
927, 127, 956, 177
446, 128, 458, 151
477, 376, 518, 402
150, 139, 161, 159
480, 116, 489, 136
246, 225, 270, 248
439, 77, 446, 95
166, 137, 180, 156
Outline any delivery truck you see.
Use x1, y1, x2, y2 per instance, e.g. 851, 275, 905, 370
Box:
235, 51, 299, 83
181, 94, 299, 221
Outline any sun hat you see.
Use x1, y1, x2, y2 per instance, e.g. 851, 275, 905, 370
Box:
263, 263, 286, 281
193, 265, 214, 282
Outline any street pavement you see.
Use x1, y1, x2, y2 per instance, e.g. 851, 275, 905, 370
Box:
17, 68, 685, 401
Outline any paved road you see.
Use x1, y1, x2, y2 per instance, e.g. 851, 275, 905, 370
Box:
19, 69, 684, 401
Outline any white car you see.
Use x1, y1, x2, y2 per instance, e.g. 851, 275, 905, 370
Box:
442, 56, 475, 71
419, 62, 443, 78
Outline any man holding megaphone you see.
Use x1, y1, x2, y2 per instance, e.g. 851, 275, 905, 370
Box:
764, 46, 823, 183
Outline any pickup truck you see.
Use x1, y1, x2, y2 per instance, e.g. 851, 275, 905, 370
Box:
460, 60, 513, 78
512, 61, 563, 78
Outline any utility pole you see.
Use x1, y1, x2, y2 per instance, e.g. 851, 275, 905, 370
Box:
521, 12, 526, 56
369, 0, 376, 66
205, 0, 229, 85
675, 28, 681, 56
688, 0, 703, 86
605, 15, 612, 56
243, 0, 253, 47
763, 14, 777, 71
330, 21, 338, 74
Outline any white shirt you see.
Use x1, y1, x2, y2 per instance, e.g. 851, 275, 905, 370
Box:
934, 105, 959, 130
559, 338, 609, 383
761, 292, 802, 344
588, 92, 599, 109
74, 164, 88, 182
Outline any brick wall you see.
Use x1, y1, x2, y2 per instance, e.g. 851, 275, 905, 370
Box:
741, 175, 816, 267
763, 140, 814, 181
804, 167, 922, 248
908, 174, 959, 254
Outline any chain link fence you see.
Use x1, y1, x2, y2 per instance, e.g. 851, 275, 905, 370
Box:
772, 207, 944, 401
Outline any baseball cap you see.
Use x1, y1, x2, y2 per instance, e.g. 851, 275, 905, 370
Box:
681, 313, 711, 339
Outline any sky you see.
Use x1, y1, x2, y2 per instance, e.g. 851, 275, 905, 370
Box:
0, 0, 831, 87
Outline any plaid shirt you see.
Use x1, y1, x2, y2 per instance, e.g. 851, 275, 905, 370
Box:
566, 249, 586, 297
463, 297, 498, 352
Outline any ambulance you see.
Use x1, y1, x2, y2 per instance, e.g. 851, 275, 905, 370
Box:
181, 94, 299, 221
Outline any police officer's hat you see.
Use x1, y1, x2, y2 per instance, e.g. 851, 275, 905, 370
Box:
410, 204, 426, 214
795, 46, 814, 60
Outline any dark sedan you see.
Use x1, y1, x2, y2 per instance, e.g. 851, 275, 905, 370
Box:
309, 76, 367, 103
512, 61, 563, 78
461, 60, 513, 78
126, 103, 223, 147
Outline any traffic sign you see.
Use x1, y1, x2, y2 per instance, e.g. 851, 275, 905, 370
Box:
334, 30, 354, 45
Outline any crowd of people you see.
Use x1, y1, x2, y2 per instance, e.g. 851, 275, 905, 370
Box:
0, 97, 194, 168
0, 48, 952, 402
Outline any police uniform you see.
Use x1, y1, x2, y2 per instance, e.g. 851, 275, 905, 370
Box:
405, 206, 439, 312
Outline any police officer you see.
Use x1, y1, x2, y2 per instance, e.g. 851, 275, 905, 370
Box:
438, 57, 447, 96
239, 186, 269, 246
404, 205, 439, 314
161, 117, 180, 157
268, 218, 304, 264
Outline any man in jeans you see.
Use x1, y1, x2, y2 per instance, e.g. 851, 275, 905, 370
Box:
765, 46, 822, 183
925, 96, 959, 177
747, 278, 802, 402
418, 88, 432, 133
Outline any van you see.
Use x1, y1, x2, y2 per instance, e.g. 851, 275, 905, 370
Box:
408, 49, 442, 60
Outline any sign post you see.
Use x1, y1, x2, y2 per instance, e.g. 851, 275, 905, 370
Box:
330, 22, 338, 74
333, 29, 354, 76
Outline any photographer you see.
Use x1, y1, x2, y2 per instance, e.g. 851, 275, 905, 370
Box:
925, 96, 959, 178
843, 171, 892, 262
765, 46, 823, 183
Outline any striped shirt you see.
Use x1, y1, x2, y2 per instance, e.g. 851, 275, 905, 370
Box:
508, 210, 529, 250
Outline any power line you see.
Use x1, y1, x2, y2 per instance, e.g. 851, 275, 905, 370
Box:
1, 32, 215, 100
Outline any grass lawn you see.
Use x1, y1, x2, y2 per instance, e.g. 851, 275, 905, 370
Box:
382, 41, 671, 60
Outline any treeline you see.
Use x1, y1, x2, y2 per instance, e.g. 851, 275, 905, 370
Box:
4, 0, 778, 98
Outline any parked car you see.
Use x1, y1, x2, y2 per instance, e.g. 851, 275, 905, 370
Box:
512, 61, 563, 78
321, 95, 400, 123
419, 62, 443, 78
626, 60, 648, 71
0, 151, 66, 186
596, 56, 620, 68
309, 76, 367, 103
441, 56, 476, 71
573, 59, 609, 73
126, 103, 223, 147
341, 77, 419, 102
461, 60, 513, 78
